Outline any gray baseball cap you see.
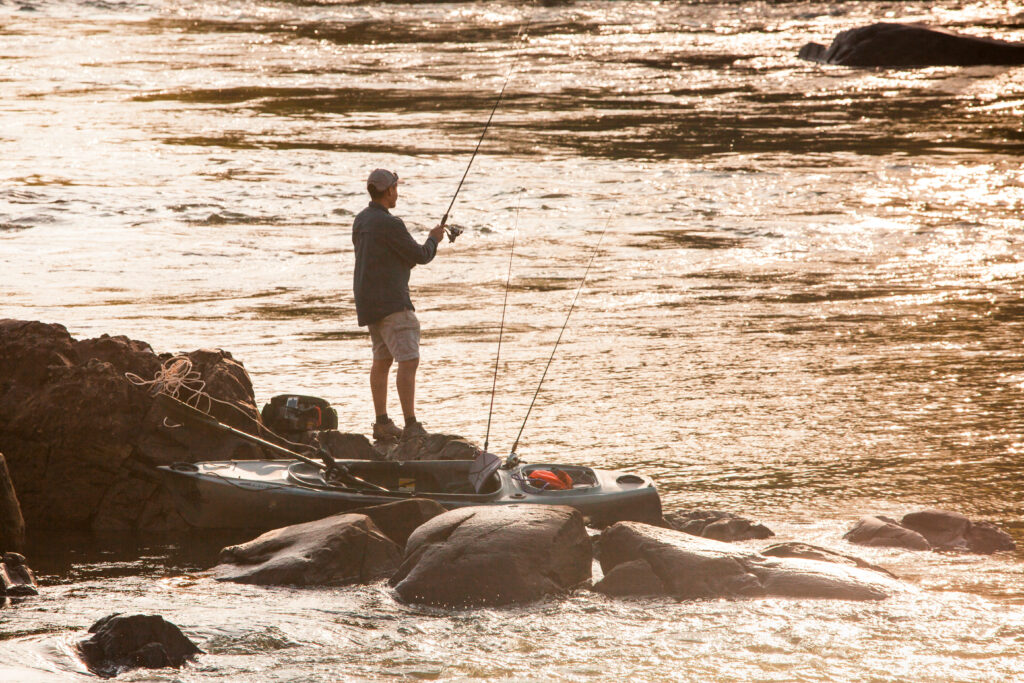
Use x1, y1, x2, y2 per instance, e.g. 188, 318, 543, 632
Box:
367, 168, 399, 192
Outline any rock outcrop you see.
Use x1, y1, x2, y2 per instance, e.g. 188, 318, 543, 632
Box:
593, 522, 898, 601
799, 22, 1024, 67
78, 613, 202, 678
0, 453, 25, 552
664, 510, 774, 542
390, 505, 592, 607
0, 552, 38, 597
213, 512, 402, 586
345, 498, 447, 547
0, 320, 261, 531
845, 510, 1015, 554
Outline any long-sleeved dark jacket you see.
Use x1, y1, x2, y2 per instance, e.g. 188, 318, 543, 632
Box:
352, 202, 438, 326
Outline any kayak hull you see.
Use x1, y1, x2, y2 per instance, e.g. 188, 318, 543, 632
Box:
157, 459, 662, 531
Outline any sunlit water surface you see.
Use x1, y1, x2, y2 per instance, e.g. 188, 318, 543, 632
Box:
2, 0, 1024, 680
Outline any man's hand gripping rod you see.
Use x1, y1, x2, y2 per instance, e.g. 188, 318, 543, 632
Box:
439, 25, 526, 242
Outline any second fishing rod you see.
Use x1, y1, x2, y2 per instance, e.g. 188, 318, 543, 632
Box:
439, 22, 528, 242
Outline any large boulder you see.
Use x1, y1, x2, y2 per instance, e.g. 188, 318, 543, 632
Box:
213, 512, 402, 586
0, 320, 261, 532
664, 509, 774, 542
798, 22, 1024, 67
844, 511, 1015, 554
594, 522, 898, 601
390, 505, 592, 607
78, 613, 202, 678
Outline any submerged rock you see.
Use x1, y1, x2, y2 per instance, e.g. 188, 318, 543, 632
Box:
798, 22, 1024, 68
843, 515, 931, 551
844, 510, 1014, 554
761, 542, 896, 578
214, 512, 402, 586
664, 509, 774, 542
594, 522, 897, 601
0, 552, 38, 597
78, 613, 202, 678
390, 505, 592, 607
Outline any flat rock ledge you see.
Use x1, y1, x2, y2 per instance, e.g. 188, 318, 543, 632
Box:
78, 613, 201, 679
213, 512, 403, 586
390, 505, 592, 608
594, 522, 898, 601
844, 510, 1015, 554
664, 509, 774, 542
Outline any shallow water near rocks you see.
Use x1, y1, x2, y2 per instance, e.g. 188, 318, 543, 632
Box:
3, 0, 1024, 680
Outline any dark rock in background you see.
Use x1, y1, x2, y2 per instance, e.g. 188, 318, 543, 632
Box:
390, 505, 592, 607
383, 432, 479, 461
213, 512, 402, 586
77, 613, 201, 678
345, 498, 447, 547
844, 510, 1014, 554
664, 509, 774, 542
799, 22, 1024, 67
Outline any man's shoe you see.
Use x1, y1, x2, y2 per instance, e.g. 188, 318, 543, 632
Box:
400, 420, 427, 442
372, 419, 403, 442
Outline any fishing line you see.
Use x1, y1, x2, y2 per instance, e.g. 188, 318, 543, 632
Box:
509, 216, 612, 456
483, 191, 521, 452
440, 20, 529, 241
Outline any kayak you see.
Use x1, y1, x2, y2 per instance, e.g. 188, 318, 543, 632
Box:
156, 458, 662, 530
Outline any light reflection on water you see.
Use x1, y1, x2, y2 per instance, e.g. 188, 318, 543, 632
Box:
2, 0, 1024, 680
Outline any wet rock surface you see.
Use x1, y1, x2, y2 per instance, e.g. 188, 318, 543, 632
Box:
0, 453, 25, 552
798, 22, 1024, 67
390, 505, 592, 607
0, 552, 38, 597
664, 509, 774, 542
844, 510, 1014, 554
594, 522, 897, 601
380, 432, 479, 461
78, 613, 202, 678
0, 320, 259, 531
761, 542, 896, 578
213, 512, 402, 586
344, 498, 447, 547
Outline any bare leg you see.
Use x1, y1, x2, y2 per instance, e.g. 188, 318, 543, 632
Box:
396, 358, 419, 421
370, 357, 393, 418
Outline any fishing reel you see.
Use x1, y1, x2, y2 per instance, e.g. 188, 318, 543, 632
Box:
445, 225, 464, 242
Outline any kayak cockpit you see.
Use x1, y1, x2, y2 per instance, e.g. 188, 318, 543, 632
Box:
286, 459, 505, 496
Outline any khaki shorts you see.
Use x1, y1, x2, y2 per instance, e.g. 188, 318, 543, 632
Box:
368, 309, 420, 362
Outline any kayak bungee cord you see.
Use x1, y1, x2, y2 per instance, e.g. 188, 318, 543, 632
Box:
507, 217, 612, 465
440, 21, 529, 242
483, 192, 521, 452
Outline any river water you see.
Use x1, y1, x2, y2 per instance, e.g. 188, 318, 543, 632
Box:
3, 0, 1024, 680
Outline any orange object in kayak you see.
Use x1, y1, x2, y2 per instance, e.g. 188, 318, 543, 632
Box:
528, 469, 573, 490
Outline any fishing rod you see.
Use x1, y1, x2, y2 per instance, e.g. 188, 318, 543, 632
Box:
506, 217, 612, 466
483, 193, 521, 452
440, 22, 528, 242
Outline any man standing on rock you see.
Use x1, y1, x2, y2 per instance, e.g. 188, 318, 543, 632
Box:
352, 169, 446, 442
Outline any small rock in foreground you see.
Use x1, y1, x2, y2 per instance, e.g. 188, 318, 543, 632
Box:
78, 613, 201, 678
0, 552, 38, 597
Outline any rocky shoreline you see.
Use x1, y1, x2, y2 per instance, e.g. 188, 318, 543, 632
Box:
0, 320, 1017, 676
